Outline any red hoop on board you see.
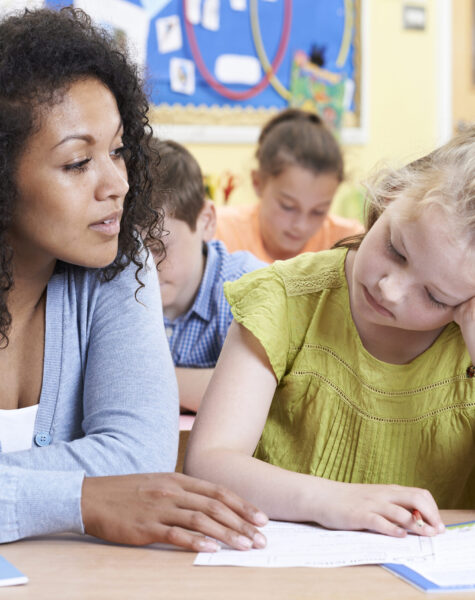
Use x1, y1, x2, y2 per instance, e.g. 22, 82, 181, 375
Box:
182, 0, 292, 101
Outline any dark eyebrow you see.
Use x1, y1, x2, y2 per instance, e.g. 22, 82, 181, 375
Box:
51, 119, 123, 150
279, 191, 331, 211
279, 191, 298, 203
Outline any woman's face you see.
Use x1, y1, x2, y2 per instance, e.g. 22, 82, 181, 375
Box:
254, 165, 340, 260
10, 77, 129, 272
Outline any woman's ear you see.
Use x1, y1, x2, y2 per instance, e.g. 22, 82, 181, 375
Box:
197, 200, 217, 242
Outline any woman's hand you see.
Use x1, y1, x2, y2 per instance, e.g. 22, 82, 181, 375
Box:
314, 480, 445, 537
81, 472, 268, 551
454, 297, 475, 364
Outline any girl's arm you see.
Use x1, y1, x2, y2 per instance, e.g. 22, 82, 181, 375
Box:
184, 321, 445, 538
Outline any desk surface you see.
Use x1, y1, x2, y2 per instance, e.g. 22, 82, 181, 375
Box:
2, 510, 474, 600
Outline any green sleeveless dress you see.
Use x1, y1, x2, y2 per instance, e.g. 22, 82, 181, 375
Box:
224, 248, 475, 509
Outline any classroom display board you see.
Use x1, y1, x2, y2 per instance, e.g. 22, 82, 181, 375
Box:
41, 0, 364, 141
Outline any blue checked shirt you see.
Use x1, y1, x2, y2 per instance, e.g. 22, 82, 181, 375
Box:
164, 240, 266, 367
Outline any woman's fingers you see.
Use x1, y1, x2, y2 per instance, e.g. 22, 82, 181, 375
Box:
157, 474, 267, 549
175, 473, 268, 527
82, 473, 268, 550
163, 506, 265, 550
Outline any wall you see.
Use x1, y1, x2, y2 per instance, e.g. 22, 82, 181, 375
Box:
184, 0, 441, 209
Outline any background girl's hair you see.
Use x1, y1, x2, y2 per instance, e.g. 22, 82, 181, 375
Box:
334, 126, 475, 250
0, 7, 164, 346
256, 108, 344, 182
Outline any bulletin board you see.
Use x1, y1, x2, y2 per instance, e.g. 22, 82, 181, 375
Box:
45, 0, 367, 143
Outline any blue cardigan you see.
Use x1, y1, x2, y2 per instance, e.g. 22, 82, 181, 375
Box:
0, 254, 179, 542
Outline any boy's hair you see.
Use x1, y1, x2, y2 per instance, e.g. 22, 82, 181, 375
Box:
256, 108, 344, 182
335, 127, 475, 250
150, 139, 205, 232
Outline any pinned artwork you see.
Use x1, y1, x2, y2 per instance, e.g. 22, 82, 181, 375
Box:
156, 14, 183, 53
289, 50, 348, 134
230, 0, 246, 10
202, 0, 220, 31
43, 0, 363, 137
170, 57, 196, 95
185, 0, 201, 25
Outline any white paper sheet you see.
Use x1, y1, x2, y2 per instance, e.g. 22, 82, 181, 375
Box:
194, 521, 434, 568
215, 54, 261, 85
230, 0, 246, 10
156, 14, 183, 54
185, 0, 201, 24
202, 0, 220, 31
396, 522, 475, 587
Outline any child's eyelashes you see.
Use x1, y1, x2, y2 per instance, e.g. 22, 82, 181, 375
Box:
386, 238, 406, 262
426, 289, 448, 310
386, 237, 449, 310
279, 202, 295, 212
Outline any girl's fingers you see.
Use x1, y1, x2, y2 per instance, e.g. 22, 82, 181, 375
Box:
395, 488, 445, 533
380, 503, 438, 536
364, 512, 407, 538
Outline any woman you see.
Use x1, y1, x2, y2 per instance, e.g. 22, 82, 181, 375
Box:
0, 7, 266, 552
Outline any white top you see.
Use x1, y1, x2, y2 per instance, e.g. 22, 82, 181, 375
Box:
0, 405, 38, 453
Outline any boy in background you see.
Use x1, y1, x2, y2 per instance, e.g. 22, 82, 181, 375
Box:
149, 139, 265, 412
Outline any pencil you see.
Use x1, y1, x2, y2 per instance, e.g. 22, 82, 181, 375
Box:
412, 509, 424, 527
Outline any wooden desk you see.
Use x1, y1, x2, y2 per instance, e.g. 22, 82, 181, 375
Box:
2, 510, 474, 600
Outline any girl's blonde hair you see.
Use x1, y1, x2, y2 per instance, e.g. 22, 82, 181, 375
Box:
336, 127, 475, 250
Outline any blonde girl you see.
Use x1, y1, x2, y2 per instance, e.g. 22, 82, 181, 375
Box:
186, 129, 475, 537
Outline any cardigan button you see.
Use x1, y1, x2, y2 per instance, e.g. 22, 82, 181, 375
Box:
35, 432, 51, 447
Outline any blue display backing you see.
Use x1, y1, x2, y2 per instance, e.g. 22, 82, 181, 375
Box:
45, 1, 356, 111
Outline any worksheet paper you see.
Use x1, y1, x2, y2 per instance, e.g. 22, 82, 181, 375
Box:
194, 521, 435, 568
385, 522, 475, 589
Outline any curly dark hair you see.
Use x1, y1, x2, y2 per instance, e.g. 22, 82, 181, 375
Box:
0, 7, 165, 345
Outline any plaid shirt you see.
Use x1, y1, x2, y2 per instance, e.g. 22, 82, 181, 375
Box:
163, 240, 266, 368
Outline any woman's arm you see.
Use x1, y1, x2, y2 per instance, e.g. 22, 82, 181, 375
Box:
0, 257, 270, 549
185, 321, 445, 537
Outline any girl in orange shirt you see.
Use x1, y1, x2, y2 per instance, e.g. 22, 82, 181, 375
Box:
215, 109, 362, 263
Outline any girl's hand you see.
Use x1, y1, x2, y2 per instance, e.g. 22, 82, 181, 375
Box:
315, 480, 445, 537
454, 297, 475, 364
81, 472, 268, 551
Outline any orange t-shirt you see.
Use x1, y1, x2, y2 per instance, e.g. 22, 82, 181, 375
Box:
215, 203, 363, 263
